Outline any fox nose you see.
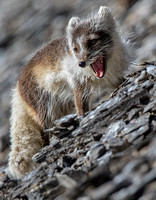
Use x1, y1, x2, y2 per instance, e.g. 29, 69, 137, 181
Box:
79, 61, 86, 68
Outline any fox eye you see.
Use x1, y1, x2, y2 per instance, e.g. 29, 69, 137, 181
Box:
90, 39, 98, 45
88, 39, 98, 48
73, 47, 78, 53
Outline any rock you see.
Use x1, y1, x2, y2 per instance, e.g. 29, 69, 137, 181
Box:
86, 143, 107, 160
1, 65, 156, 200
54, 114, 77, 127
146, 65, 156, 77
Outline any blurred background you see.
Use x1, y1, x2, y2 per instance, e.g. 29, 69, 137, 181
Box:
0, 0, 155, 168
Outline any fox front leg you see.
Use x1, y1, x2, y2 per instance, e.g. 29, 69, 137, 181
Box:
73, 82, 89, 116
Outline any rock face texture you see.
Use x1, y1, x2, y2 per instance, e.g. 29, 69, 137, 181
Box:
1, 63, 156, 200
0, 0, 156, 199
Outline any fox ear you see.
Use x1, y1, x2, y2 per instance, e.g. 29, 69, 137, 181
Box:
98, 6, 111, 18
68, 17, 80, 30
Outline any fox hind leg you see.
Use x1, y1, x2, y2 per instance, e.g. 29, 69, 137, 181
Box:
8, 89, 43, 179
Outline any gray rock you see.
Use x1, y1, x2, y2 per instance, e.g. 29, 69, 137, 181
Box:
86, 143, 106, 160
146, 65, 156, 77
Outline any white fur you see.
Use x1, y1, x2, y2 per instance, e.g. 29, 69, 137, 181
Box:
61, 53, 97, 86
98, 6, 110, 18
36, 70, 75, 126
76, 36, 84, 58
68, 17, 80, 29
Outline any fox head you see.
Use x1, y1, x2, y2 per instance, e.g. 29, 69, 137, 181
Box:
66, 6, 116, 78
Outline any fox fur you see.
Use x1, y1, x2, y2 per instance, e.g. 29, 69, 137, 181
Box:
8, 6, 132, 179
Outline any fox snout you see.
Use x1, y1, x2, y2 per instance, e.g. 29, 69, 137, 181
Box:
79, 60, 86, 68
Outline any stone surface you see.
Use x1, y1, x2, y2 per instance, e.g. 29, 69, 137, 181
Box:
0, 63, 156, 200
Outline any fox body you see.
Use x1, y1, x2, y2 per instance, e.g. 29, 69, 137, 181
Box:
9, 6, 131, 178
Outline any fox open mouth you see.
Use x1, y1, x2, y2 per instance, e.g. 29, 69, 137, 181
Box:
90, 57, 106, 78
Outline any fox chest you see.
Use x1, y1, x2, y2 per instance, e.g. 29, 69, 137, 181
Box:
38, 73, 75, 126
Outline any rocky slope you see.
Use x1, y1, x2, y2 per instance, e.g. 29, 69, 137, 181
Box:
1, 62, 156, 200
0, 0, 156, 199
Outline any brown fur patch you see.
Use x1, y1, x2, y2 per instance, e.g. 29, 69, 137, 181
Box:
18, 37, 68, 129
73, 82, 89, 116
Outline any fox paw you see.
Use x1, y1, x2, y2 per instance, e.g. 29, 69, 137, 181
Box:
9, 151, 36, 179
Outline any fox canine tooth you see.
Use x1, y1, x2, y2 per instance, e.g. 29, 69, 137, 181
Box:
100, 58, 103, 64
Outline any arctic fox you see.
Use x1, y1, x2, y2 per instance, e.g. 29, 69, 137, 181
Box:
9, 6, 131, 178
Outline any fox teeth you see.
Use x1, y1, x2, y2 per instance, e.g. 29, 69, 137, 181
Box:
100, 58, 103, 64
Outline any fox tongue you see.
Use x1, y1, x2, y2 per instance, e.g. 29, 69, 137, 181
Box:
92, 57, 104, 78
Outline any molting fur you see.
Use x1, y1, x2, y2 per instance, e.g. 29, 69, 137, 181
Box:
8, 6, 132, 179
